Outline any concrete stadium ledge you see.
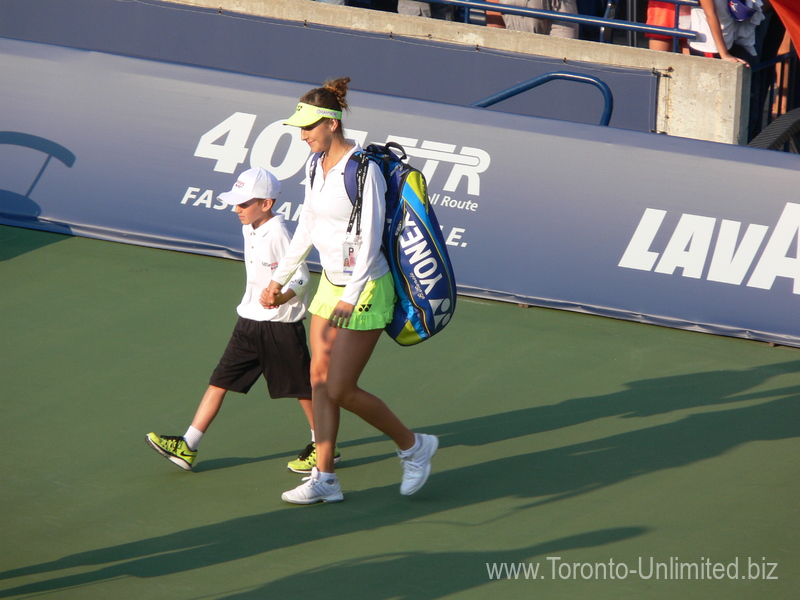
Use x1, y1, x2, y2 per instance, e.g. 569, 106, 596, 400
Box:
168, 0, 749, 144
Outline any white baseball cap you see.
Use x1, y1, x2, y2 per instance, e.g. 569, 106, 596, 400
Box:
218, 167, 281, 206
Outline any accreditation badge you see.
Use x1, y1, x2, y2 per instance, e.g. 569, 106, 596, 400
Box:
342, 236, 362, 276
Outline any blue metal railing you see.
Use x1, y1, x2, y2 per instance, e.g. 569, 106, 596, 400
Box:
662, 0, 700, 52
471, 71, 614, 125
421, 0, 699, 44
596, 0, 700, 48
750, 50, 799, 139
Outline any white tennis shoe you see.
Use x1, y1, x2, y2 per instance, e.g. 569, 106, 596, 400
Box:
281, 467, 344, 505
398, 433, 439, 495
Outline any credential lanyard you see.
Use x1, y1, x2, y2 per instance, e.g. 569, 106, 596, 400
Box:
346, 153, 370, 237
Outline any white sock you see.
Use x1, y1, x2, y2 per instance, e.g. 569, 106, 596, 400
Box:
399, 434, 420, 457
310, 429, 316, 443
317, 470, 337, 483
184, 426, 204, 451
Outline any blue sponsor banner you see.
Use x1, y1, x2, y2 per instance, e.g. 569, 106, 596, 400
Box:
2, 36, 800, 346
0, 0, 657, 133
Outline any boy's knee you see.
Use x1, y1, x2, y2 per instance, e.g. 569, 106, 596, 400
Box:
310, 373, 325, 390
310, 365, 328, 389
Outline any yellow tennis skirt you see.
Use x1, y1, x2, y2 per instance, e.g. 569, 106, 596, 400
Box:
309, 271, 396, 331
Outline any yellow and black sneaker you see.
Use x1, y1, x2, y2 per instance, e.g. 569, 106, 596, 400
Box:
287, 442, 341, 474
145, 432, 197, 471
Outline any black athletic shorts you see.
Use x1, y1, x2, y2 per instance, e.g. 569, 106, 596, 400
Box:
209, 317, 312, 398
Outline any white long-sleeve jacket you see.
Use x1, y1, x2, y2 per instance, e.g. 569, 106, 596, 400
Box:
272, 142, 390, 305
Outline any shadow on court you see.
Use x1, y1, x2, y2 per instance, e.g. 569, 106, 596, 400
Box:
0, 225, 70, 262
216, 527, 649, 599
1, 360, 797, 598
189, 360, 800, 473
339, 359, 800, 456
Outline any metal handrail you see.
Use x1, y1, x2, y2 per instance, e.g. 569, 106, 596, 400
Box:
430, 0, 699, 42
471, 71, 614, 126
750, 50, 798, 137
752, 51, 797, 74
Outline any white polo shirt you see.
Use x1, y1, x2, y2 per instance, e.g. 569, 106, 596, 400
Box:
272, 142, 390, 306
238, 214, 309, 323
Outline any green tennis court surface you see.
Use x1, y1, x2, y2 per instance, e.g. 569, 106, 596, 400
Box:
1, 224, 798, 599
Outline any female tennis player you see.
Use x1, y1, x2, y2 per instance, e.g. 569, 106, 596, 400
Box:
263, 77, 438, 505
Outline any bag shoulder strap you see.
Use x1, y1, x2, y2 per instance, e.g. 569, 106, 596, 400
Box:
308, 151, 323, 190
310, 149, 362, 207
314, 143, 408, 201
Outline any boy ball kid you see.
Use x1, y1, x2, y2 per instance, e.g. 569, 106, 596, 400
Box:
145, 167, 339, 473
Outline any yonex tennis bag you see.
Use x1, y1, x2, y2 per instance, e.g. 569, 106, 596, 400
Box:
310, 142, 457, 345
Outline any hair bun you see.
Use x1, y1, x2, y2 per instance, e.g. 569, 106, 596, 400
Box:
299, 77, 351, 116
323, 77, 351, 111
